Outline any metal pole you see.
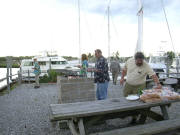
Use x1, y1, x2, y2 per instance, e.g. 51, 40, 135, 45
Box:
28, 69, 30, 84
108, 6, 110, 63
136, 0, 143, 52
78, 0, 81, 64
49, 58, 51, 70
166, 57, 169, 78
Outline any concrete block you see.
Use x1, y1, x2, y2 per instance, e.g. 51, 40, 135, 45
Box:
57, 76, 95, 103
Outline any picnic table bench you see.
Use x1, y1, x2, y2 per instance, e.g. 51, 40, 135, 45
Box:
50, 98, 180, 135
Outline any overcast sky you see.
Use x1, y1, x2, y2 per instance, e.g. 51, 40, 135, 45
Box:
0, 0, 180, 57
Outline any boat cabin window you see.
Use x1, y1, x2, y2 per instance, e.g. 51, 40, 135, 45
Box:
150, 57, 166, 64
51, 61, 68, 65
23, 62, 33, 66
38, 61, 46, 66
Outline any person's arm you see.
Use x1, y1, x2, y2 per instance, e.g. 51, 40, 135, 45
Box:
146, 63, 162, 89
120, 68, 127, 85
151, 74, 162, 89
120, 61, 128, 85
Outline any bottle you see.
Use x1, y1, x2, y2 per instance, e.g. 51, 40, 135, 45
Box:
138, 89, 143, 96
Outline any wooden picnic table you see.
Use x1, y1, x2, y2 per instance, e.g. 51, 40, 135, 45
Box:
50, 98, 180, 135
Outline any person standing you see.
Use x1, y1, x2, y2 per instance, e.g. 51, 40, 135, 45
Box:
120, 52, 162, 96
79, 54, 88, 77
33, 58, 41, 88
94, 49, 110, 100
120, 52, 162, 124
110, 58, 121, 85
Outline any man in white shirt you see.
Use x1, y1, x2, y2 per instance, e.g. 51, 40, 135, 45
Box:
120, 52, 162, 123
120, 52, 162, 96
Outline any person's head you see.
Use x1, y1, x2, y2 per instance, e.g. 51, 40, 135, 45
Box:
81, 54, 88, 61
95, 49, 102, 58
33, 58, 37, 62
134, 52, 145, 66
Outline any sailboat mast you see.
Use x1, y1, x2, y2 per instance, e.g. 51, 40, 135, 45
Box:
108, 6, 110, 63
136, 0, 143, 52
78, 0, 81, 64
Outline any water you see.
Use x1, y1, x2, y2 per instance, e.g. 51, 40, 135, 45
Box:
0, 68, 19, 89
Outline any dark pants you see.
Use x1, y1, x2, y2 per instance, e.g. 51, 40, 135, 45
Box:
123, 82, 146, 97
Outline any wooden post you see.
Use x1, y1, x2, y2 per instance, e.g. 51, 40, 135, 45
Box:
6, 57, 10, 91
28, 69, 30, 84
78, 118, 86, 135
18, 71, 21, 85
68, 120, 79, 135
49, 58, 51, 70
10, 58, 12, 80
160, 105, 169, 120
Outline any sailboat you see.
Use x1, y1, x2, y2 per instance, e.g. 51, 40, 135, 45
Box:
135, 0, 179, 79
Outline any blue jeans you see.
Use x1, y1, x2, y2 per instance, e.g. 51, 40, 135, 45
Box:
96, 81, 108, 100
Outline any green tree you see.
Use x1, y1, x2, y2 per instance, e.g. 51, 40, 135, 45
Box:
164, 51, 175, 65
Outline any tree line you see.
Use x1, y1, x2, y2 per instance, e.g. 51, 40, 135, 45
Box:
0, 51, 178, 68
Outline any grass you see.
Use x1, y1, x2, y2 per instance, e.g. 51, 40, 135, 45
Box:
0, 83, 18, 96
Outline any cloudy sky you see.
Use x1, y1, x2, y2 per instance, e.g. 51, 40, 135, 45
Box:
0, 0, 180, 57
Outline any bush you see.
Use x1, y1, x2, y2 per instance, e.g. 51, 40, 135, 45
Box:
39, 74, 50, 83
39, 70, 65, 83
48, 70, 58, 82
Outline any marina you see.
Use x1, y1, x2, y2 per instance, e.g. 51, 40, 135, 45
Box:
0, 0, 180, 134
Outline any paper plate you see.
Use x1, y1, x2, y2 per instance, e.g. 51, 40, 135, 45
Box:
126, 95, 139, 101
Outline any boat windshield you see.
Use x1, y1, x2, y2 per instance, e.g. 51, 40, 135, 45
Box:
149, 56, 166, 64
51, 61, 68, 65
22, 61, 33, 66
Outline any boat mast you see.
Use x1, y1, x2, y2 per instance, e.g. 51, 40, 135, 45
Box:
78, 0, 81, 64
135, 0, 143, 52
108, 6, 110, 63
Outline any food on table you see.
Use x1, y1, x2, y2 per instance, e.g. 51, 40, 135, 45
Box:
140, 87, 180, 103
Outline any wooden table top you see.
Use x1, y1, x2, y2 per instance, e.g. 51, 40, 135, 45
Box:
50, 98, 180, 121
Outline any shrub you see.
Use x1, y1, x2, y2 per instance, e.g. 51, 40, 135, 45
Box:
48, 70, 58, 82
39, 74, 50, 83
39, 70, 65, 83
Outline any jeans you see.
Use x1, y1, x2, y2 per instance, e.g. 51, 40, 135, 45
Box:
96, 81, 108, 100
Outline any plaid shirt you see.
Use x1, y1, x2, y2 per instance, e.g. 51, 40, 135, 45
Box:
94, 56, 110, 83
33, 62, 41, 75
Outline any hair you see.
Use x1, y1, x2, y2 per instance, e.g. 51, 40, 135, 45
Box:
134, 52, 145, 60
81, 54, 88, 61
95, 49, 102, 54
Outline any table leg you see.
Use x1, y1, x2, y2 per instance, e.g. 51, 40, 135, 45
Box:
160, 105, 169, 120
78, 118, 86, 135
138, 114, 147, 124
68, 120, 80, 135
137, 109, 164, 121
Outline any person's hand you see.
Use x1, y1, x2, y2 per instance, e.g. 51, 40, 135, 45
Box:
155, 83, 162, 89
120, 78, 124, 85
93, 68, 99, 72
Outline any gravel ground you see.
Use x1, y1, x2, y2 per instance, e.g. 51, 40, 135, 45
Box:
0, 82, 180, 135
